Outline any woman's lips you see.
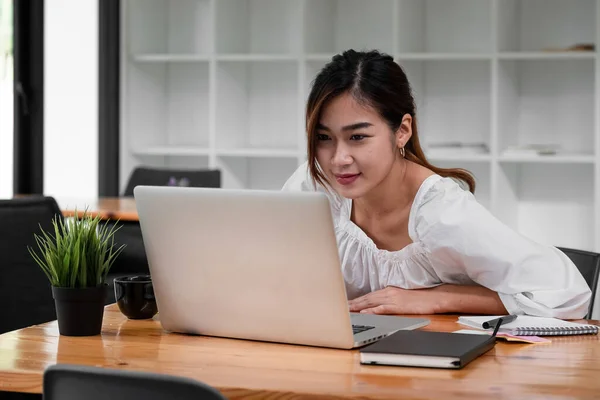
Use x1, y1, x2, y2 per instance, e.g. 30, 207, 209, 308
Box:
335, 173, 361, 185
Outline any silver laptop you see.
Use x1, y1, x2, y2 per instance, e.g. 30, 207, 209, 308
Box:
133, 185, 429, 349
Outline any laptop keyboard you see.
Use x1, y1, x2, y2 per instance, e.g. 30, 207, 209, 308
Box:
352, 324, 375, 334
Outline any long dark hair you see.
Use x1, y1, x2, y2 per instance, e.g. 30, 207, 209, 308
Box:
306, 49, 476, 193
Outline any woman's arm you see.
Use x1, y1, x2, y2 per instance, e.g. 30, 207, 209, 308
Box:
348, 284, 508, 315
434, 284, 508, 314
414, 179, 591, 319
353, 178, 592, 318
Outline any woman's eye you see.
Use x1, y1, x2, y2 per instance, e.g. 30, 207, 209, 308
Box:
317, 134, 330, 141
350, 135, 366, 141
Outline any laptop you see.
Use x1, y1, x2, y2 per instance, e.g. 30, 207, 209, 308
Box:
133, 185, 430, 349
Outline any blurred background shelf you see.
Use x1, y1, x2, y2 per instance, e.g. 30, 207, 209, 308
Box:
122, 0, 600, 252
132, 54, 211, 62
497, 52, 596, 60
498, 153, 596, 164
132, 146, 211, 156
215, 148, 300, 158
397, 53, 493, 60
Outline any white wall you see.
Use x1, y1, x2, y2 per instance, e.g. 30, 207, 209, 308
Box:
44, 0, 98, 198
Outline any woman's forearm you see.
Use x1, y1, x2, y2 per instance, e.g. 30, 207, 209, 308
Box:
432, 284, 509, 315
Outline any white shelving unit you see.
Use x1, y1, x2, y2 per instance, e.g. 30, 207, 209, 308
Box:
121, 0, 600, 257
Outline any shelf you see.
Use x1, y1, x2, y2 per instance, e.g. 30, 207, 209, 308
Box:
130, 147, 300, 159
153, 156, 210, 170
497, 0, 596, 52
215, 54, 298, 62
426, 152, 491, 162
126, 155, 210, 180
132, 54, 210, 62
216, 61, 298, 150
121, 0, 600, 253
433, 160, 491, 210
132, 146, 211, 156
400, 59, 491, 151
497, 52, 596, 60
128, 0, 211, 55
496, 163, 594, 250
132, 52, 534, 62
217, 157, 299, 190
304, 0, 394, 54
305, 54, 336, 62
216, 0, 301, 54
310, 52, 593, 62
397, 53, 492, 61
397, 0, 491, 53
497, 59, 594, 155
498, 153, 595, 164
126, 61, 210, 150
216, 149, 299, 158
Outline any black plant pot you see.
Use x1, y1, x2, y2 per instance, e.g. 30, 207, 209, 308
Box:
51, 285, 107, 336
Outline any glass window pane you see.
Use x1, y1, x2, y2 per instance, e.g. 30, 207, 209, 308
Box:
0, 0, 13, 198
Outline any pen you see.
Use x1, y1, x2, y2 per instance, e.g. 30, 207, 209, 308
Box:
482, 315, 517, 329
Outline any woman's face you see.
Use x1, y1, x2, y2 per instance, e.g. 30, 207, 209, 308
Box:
315, 92, 409, 199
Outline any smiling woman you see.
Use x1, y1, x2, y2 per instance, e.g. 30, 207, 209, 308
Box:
306, 50, 475, 198
282, 49, 592, 320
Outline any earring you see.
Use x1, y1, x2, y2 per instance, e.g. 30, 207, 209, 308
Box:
399, 147, 405, 158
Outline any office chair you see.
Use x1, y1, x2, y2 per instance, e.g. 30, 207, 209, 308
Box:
122, 167, 221, 197
557, 246, 600, 319
0, 197, 62, 334
43, 364, 227, 400
104, 167, 221, 304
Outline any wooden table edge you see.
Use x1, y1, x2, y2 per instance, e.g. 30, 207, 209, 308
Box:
62, 209, 139, 222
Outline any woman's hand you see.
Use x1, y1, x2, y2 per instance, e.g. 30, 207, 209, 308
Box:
348, 286, 441, 315
348, 284, 508, 315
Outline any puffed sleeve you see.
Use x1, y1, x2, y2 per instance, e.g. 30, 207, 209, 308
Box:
281, 161, 344, 213
282, 161, 318, 192
415, 178, 592, 319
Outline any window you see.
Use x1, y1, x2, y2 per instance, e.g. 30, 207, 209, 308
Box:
0, 0, 13, 198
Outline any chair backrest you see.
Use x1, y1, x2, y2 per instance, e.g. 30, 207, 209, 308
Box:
123, 167, 221, 197
557, 246, 600, 318
43, 364, 227, 400
0, 197, 63, 334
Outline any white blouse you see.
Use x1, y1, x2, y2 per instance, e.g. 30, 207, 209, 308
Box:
282, 162, 591, 319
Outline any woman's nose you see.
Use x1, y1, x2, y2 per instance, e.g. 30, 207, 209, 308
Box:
332, 145, 353, 166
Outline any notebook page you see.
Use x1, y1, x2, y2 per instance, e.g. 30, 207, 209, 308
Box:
458, 315, 593, 330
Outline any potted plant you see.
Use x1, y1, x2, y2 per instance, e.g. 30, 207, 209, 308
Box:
28, 210, 125, 336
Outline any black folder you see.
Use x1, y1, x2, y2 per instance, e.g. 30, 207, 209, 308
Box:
359, 330, 496, 369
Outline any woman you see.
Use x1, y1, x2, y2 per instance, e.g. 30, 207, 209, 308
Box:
282, 49, 591, 319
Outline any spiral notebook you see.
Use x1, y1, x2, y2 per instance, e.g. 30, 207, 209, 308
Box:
458, 315, 599, 336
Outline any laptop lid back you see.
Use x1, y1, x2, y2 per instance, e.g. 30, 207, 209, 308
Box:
133, 185, 355, 348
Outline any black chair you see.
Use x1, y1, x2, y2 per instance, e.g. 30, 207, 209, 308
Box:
43, 364, 227, 400
105, 167, 221, 304
122, 167, 221, 197
557, 246, 600, 319
0, 197, 62, 335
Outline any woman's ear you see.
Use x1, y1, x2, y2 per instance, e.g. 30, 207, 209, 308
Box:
395, 114, 413, 149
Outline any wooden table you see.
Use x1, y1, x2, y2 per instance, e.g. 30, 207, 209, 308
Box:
1, 305, 599, 399
58, 197, 138, 222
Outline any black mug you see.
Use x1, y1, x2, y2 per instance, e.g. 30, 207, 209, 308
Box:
114, 275, 158, 319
